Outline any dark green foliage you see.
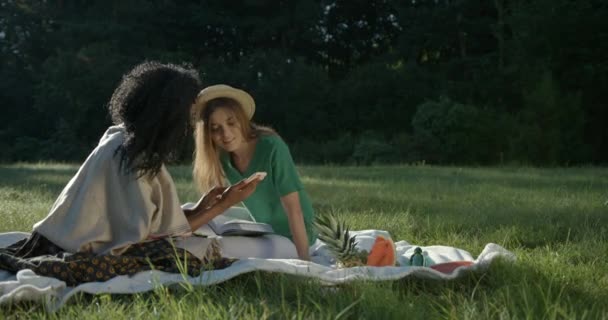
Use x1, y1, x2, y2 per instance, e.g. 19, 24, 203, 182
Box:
331, 61, 423, 135
410, 97, 508, 164
512, 70, 590, 165
1, 0, 606, 165
351, 131, 394, 165
292, 133, 356, 164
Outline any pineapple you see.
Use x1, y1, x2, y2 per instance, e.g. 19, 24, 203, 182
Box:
313, 212, 367, 267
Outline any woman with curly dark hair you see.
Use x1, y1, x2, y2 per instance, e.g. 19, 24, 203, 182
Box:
0, 61, 259, 285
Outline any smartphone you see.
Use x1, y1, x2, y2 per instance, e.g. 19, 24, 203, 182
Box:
245, 171, 267, 184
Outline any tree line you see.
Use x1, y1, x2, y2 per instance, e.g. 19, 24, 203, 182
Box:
1, 0, 606, 165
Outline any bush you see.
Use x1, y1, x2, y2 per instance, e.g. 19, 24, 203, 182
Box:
292, 133, 355, 165
11, 137, 44, 162
410, 97, 508, 164
511, 70, 589, 165
351, 131, 394, 165
331, 61, 426, 136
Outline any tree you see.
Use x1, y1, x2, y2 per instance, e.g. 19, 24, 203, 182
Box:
316, 0, 401, 78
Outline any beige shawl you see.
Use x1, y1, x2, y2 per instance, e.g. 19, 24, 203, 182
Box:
33, 125, 192, 255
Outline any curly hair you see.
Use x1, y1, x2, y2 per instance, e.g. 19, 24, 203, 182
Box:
108, 61, 202, 177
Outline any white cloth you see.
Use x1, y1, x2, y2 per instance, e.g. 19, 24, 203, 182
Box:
217, 234, 298, 259
33, 125, 191, 255
177, 206, 298, 260
0, 230, 516, 311
176, 234, 297, 261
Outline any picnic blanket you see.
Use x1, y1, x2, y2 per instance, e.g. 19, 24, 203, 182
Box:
0, 230, 515, 311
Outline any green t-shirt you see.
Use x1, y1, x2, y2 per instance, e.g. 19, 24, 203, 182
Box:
220, 134, 316, 245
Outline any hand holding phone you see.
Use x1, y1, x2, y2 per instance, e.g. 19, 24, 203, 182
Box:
220, 172, 266, 206
245, 171, 267, 184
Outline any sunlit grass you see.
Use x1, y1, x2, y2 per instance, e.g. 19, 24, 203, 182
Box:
1, 163, 607, 319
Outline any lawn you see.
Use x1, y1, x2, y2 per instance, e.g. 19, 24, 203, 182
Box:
1, 163, 607, 319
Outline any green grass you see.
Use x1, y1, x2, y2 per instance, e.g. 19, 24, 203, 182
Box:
1, 163, 607, 319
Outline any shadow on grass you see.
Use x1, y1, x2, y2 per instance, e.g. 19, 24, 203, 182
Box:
0, 164, 605, 317
2, 259, 606, 318
302, 165, 608, 193
391, 258, 607, 318
306, 170, 608, 250
1, 164, 606, 250
0, 165, 77, 195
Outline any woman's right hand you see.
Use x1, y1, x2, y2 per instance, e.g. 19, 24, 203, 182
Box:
218, 179, 259, 207
198, 186, 227, 210
185, 179, 259, 231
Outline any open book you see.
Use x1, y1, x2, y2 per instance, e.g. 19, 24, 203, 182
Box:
182, 204, 274, 237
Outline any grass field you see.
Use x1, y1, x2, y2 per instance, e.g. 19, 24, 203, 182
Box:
1, 163, 607, 319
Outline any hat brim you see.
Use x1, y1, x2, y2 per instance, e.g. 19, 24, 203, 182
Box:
194, 85, 255, 120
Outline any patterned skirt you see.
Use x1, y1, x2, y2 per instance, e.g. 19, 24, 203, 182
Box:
0, 232, 233, 286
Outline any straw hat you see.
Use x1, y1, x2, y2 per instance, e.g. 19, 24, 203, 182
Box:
194, 84, 255, 120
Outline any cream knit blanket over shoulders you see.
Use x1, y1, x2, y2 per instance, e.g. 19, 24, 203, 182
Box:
33, 125, 191, 255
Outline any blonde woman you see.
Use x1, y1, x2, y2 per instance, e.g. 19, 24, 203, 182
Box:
193, 85, 315, 260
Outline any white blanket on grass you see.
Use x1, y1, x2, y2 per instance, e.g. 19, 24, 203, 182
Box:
0, 230, 515, 311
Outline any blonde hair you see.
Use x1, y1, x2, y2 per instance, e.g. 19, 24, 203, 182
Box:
193, 97, 276, 192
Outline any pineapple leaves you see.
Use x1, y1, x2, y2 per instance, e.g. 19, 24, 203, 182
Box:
313, 212, 363, 266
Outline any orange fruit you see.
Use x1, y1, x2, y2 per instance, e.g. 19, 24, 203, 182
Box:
366, 236, 396, 267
